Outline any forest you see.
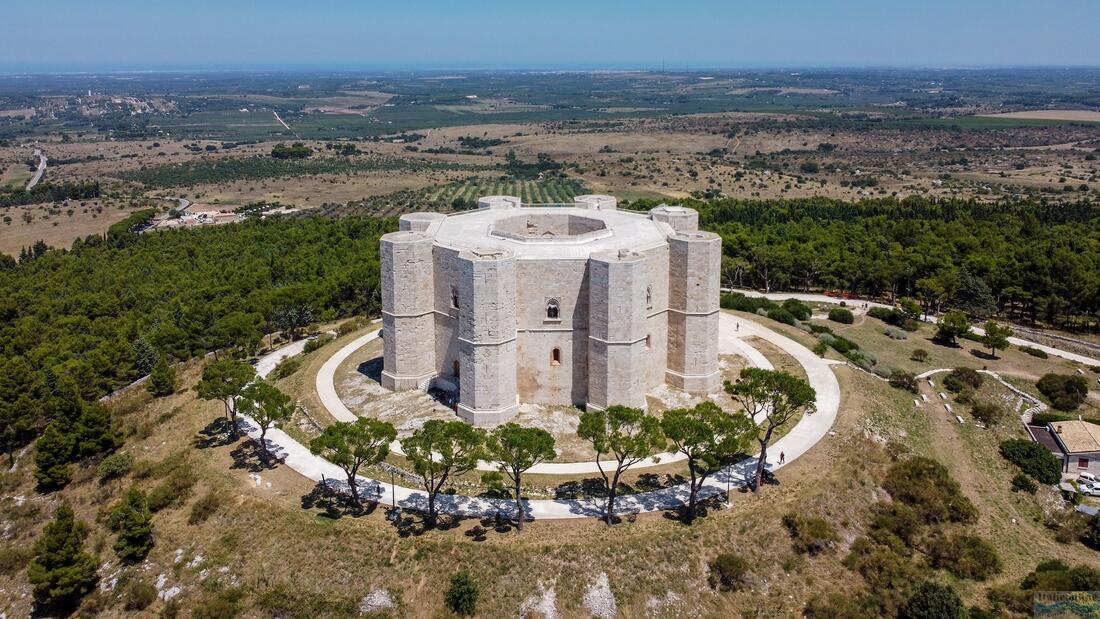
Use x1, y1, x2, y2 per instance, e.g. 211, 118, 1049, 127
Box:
0, 215, 395, 461
0, 180, 101, 207
627, 196, 1100, 330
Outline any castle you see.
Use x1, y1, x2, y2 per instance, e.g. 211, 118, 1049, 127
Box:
379, 195, 721, 425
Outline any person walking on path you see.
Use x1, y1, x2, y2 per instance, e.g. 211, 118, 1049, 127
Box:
779, 451, 785, 465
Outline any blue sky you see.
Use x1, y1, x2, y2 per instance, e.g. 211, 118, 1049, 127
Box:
2, 0, 1098, 72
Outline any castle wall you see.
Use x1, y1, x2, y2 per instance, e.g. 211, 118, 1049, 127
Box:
514, 258, 589, 406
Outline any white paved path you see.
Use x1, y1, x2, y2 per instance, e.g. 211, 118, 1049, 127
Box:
245, 312, 841, 519
730, 288, 1100, 366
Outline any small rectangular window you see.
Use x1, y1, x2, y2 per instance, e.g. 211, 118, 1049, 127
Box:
1079, 458, 1090, 470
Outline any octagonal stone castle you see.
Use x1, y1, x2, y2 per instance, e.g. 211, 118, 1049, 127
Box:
380, 195, 721, 425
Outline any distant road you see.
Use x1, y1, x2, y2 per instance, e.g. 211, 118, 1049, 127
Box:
25, 148, 46, 191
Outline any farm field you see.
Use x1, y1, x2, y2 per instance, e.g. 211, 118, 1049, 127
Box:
979, 110, 1100, 122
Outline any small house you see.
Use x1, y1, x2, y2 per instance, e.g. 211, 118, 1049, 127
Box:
1030, 420, 1100, 475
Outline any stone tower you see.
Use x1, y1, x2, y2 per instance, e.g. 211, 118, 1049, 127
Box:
455, 247, 519, 424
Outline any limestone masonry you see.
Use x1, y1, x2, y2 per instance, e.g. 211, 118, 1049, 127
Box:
380, 195, 721, 425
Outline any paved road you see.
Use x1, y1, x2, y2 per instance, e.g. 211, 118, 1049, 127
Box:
730, 288, 1100, 366
247, 312, 842, 519
25, 148, 46, 191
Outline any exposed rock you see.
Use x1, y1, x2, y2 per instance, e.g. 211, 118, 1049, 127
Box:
583, 573, 616, 619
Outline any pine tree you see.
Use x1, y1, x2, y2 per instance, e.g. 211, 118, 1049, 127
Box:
147, 357, 177, 397
27, 504, 99, 609
131, 337, 159, 376
110, 489, 154, 562
34, 421, 76, 490
75, 402, 121, 458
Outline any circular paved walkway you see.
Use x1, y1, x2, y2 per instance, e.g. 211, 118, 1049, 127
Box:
241, 312, 842, 519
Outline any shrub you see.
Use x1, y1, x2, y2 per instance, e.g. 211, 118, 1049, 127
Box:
843, 537, 915, 613
927, 533, 1002, 580
1083, 516, 1100, 550
193, 587, 245, 619
884, 327, 908, 340
1037, 373, 1089, 411
337, 317, 367, 336
889, 370, 918, 393
303, 334, 334, 354
845, 349, 877, 370
0, 544, 33, 575
828, 307, 854, 324
148, 466, 197, 512
999, 438, 1062, 485
269, 357, 301, 380
805, 592, 868, 618
720, 293, 776, 313
808, 323, 833, 335
766, 307, 796, 325
971, 401, 1005, 425
899, 581, 966, 619
873, 365, 894, 380
868, 502, 923, 550
782, 298, 813, 321
943, 367, 983, 392
189, 490, 225, 525
868, 306, 901, 324
124, 579, 157, 611
97, 452, 134, 482
1021, 345, 1049, 359
910, 348, 929, 362
445, 571, 479, 616
883, 457, 978, 524
782, 513, 839, 555
708, 552, 750, 591
1011, 472, 1038, 494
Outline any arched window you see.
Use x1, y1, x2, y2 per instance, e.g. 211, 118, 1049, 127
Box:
546, 299, 560, 320
646, 285, 653, 309
450, 286, 459, 310
551, 347, 561, 366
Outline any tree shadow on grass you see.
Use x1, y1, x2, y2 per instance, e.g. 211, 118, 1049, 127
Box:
193, 418, 237, 450
300, 481, 378, 520
969, 348, 996, 361
228, 441, 273, 473
554, 477, 607, 500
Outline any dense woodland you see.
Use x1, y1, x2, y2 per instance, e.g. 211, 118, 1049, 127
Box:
0, 216, 394, 460
628, 196, 1100, 330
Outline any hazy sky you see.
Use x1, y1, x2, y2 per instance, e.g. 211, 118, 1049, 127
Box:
2, 0, 1098, 72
